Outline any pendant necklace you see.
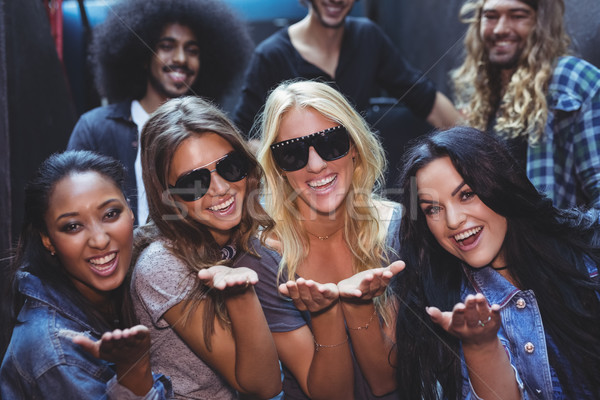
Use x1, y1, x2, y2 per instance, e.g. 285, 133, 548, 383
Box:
305, 225, 344, 240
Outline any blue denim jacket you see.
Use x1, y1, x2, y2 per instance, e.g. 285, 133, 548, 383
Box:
461, 263, 599, 399
0, 271, 173, 399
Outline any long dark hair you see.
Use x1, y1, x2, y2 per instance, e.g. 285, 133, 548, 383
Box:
0, 151, 137, 361
393, 126, 600, 399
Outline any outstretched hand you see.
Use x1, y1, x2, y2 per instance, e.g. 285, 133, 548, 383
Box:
279, 277, 339, 313
198, 265, 258, 291
72, 325, 150, 366
426, 293, 501, 346
337, 260, 405, 300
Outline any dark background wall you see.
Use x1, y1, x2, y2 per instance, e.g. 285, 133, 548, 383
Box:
1, 0, 77, 260
0, 0, 9, 262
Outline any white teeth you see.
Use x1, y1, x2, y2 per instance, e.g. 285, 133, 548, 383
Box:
92, 263, 114, 272
454, 227, 482, 241
308, 175, 335, 188
167, 71, 187, 82
89, 253, 116, 265
209, 196, 234, 212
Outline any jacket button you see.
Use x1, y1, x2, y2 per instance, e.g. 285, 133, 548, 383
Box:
516, 298, 526, 309
524, 342, 535, 353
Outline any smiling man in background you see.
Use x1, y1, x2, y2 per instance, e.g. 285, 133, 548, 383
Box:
452, 0, 600, 209
67, 0, 252, 224
233, 0, 459, 139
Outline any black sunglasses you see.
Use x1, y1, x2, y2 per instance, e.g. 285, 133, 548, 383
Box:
169, 151, 249, 202
270, 125, 350, 172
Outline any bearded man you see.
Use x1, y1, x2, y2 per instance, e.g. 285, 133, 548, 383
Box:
452, 0, 600, 209
68, 0, 252, 224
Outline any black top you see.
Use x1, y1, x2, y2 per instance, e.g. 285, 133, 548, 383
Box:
233, 16, 438, 137
505, 135, 528, 171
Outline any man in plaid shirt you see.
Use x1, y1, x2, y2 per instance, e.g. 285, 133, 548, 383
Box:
451, 0, 600, 209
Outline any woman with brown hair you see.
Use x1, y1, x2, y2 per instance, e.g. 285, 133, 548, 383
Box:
132, 96, 281, 399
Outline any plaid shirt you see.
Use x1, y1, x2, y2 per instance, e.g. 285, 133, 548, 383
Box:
528, 56, 600, 209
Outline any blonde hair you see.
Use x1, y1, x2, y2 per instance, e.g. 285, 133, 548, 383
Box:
256, 80, 393, 319
451, 0, 570, 144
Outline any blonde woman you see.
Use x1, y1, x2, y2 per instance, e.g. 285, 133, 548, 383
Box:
131, 97, 281, 399
235, 80, 404, 399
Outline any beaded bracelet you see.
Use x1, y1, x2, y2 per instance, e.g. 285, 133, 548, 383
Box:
313, 335, 349, 352
348, 309, 378, 331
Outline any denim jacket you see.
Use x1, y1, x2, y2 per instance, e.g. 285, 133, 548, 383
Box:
0, 271, 173, 399
461, 263, 599, 400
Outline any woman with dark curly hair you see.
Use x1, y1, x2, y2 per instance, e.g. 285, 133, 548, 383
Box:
68, 0, 253, 225
393, 126, 600, 399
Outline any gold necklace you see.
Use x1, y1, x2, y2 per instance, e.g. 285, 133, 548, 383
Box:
305, 225, 344, 240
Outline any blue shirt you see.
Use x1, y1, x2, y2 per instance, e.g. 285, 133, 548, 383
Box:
462, 263, 599, 399
0, 271, 173, 400
527, 56, 600, 209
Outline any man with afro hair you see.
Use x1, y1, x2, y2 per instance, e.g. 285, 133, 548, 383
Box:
68, 0, 253, 224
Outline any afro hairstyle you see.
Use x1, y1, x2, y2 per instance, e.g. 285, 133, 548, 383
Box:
88, 0, 253, 103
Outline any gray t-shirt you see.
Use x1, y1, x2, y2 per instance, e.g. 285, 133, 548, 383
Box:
131, 240, 237, 400
234, 202, 402, 399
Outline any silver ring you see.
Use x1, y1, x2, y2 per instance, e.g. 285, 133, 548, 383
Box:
478, 315, 492, 327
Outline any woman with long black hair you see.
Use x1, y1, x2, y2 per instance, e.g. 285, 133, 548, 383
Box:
394, 126, 600, 399
0, 151, 172, 399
